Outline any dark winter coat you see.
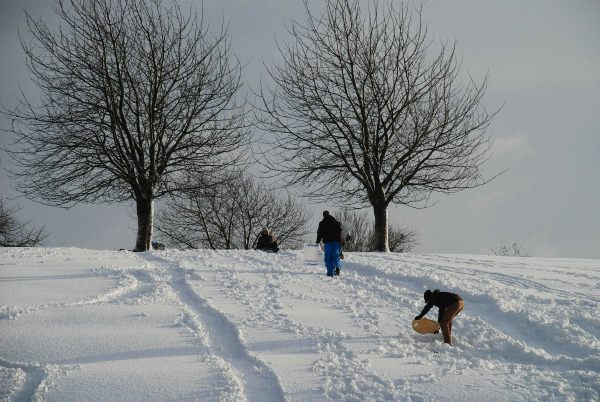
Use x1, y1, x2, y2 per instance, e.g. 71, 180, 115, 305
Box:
415, 291, 463, 322
316, 215, 342, 244
256, 233, 276, 250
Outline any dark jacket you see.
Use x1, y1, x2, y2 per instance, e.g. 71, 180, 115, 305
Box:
415, 291, 463, 322
316, 215, 342, 244
256, 233, 276, 250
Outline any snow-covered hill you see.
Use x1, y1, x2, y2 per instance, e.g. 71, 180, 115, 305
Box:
1, 247, 598, 401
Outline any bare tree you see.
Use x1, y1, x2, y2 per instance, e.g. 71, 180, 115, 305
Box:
156, 171, 312, 250
259, 0, 496, 251
336, 208, 416, 252
0, 198, 47, 247
2, 0, 247, 251
335, 209, 372, 252
387, 226, 418, 253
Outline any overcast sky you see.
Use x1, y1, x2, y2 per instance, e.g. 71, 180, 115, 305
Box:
1, 0, 599, 258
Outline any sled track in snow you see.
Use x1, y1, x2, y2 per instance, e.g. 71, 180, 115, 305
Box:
0, 357, 74, 402
0, 268, 142, 401
0, 358, 44, 402
0, 270, 138, 321
140, 253, 286, 402
225, 252, 432, 401
149, 250, 419, 401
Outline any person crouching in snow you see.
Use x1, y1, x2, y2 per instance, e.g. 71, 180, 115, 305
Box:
316, 210, 342, 276
414, 289, 464, 345
255, 228, 279, 253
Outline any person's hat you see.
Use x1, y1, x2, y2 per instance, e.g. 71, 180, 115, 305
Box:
423, 290, 432, 303
323, 210, 330, 217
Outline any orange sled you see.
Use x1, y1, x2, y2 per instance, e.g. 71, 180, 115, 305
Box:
412, 318, 440, 334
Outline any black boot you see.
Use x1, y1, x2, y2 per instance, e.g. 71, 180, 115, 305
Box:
335, 267, 340, 276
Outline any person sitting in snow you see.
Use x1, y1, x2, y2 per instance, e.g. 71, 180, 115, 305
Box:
414, 289, 464, 345
255, 228, 279, 253
316, 210, 342, 276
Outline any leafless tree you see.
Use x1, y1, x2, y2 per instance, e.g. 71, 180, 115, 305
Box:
336, 208, 416, 252
387, 226, 418, 253
156, 171, 312, 250
0, 198, 47, 247
259, 0, 496, 251
335, 209, 372, 252
2, 0, 247, 251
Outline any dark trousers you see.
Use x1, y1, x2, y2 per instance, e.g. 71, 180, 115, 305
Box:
258, 241, 279, 253
440, 300, 464, 344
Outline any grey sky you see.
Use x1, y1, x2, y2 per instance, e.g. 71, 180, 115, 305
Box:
1, 0, 599, 258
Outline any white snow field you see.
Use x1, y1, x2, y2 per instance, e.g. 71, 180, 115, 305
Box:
1, 247, 599, 401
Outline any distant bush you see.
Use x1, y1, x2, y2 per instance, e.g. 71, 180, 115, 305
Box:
157, 171, 311, 250
490, 242, 529, 257
336, 209, 417, 252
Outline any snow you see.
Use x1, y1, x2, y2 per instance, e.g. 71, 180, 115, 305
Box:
1, 247, 599, 401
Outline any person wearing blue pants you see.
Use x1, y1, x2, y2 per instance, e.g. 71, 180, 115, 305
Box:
316, 211, 342, 276
323, 242, 342, 276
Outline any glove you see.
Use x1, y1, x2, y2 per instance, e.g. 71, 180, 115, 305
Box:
340, 252, 344, 260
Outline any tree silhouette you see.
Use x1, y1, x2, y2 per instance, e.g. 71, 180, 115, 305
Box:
260, 0, 496, 251
0, 198, 47, 247
3, 0, 247, 251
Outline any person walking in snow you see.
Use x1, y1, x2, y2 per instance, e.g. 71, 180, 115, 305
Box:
255, 228, 279, 253
414, 289, 464, 345
316, 210, 342, 276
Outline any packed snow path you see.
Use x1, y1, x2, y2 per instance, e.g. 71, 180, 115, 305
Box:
1, 248, 599, 401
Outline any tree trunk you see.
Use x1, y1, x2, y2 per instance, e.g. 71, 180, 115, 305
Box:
134, 191, 154, 252
372, 202, 390, 252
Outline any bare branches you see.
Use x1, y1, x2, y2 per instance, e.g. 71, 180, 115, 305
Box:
2, 0, 248, 250
259, 0, 495, 207
0, 198, 47, 247
258, 0, 496, 251
336, 208, 417, 252
156, 171, 312, 250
